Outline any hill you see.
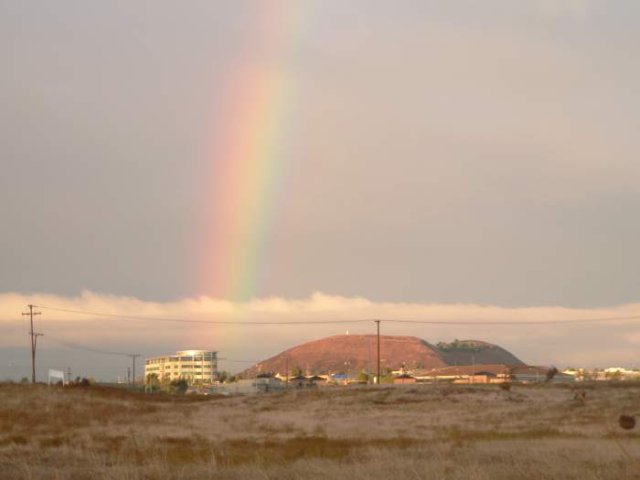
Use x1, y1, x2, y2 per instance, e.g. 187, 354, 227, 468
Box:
243, 334, 524, 376
435, 339, 526, 366
245, 334, 446, 376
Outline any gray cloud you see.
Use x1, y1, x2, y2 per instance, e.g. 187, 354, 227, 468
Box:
1, 1, 639, 310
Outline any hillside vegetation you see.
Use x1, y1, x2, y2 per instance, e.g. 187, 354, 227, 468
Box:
435, 339, 526, 366
1, 382, 640, 479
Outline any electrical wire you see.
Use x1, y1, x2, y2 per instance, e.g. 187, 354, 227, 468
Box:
33, 305, 372, 325
382, 315, 640, 325
218, 357, 259, 363
46, 334, 258, 364
45, 335, 133, 357
32, 304, 640, 326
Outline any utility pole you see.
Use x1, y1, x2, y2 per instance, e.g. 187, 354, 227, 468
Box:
471, 354, 475, 385
128, 354, 140, 385
285, 357, 289, 390
22, 305, 43, 384
375, 320, 381, 385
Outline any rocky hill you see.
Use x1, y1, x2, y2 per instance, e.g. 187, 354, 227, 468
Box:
435, 339, 526, 367
243, 334, 524, 376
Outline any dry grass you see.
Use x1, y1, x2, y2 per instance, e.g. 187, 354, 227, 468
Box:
1, 382, 640, 479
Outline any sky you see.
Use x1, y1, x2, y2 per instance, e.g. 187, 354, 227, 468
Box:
1, 1, 640, 379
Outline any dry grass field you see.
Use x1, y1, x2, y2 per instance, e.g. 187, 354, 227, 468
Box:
1, 382, 640, 479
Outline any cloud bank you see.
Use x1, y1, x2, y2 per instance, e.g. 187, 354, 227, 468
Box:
2, 291, 640, 380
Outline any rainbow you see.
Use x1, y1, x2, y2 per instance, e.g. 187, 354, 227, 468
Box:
198, 3, 309, 302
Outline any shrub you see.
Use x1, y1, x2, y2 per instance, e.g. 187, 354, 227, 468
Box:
170, 379, 188, 394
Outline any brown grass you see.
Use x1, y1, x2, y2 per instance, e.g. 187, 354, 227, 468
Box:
1, 382, 640, 479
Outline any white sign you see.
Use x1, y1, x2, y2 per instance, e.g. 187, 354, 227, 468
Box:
48, 369, 66, 386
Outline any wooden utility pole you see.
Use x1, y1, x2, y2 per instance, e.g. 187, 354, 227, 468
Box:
285, 357, 289, 389
128, 354, 140, 385
22, 305, 43, 384
375, 320, 381, 385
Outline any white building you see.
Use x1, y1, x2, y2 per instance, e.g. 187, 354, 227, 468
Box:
144, 350, 218, 385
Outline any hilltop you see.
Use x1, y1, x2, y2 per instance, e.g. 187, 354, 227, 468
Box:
243, 334, 525, 376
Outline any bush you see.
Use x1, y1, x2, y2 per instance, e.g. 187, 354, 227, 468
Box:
170, 379, 188, 394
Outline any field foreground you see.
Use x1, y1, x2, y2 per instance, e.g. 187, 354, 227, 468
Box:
1, 382, 640, 479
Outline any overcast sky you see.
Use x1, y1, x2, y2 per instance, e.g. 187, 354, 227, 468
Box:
1, 1, 639, 378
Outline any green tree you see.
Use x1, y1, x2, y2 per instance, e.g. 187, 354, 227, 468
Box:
170, 378, 189, 394
608, 370, 622, 381
380, 375, 395, 384
145, 373, 161, 392
545, 367, 559, 383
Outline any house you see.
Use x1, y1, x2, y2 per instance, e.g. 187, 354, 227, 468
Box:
330, 373, 349, 385
393, 373, 416, 384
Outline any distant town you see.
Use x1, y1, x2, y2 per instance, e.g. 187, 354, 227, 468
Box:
135, 335, 640, 396
145, 359, 640, 396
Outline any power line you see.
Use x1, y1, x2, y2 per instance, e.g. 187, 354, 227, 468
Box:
46, 335, 132, 357
46, 332, 259, 363
47, 334, 258, 366
33, 305, 372, 325
32, 304, 640, 326
46, 335, 140, 382
382, 315, 640, 325
218, 357, 259, 363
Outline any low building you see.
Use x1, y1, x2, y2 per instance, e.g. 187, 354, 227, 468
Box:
393, 373, 416, 384
290, 375, 309, 388
144, 350, 218, 385
308, 375, 328, 386
255, 375, 285, 392
330, 373, 349, 385
416, 364, 511, 384
211, 379, 260, 395
602, 367, 640, 380
509, 365, 574, 383
209, 377, 287, 395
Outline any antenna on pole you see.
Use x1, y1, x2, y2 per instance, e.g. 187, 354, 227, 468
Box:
22, 305, 43, 384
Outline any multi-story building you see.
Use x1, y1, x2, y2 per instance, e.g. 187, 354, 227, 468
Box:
144, 350, 218, 385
